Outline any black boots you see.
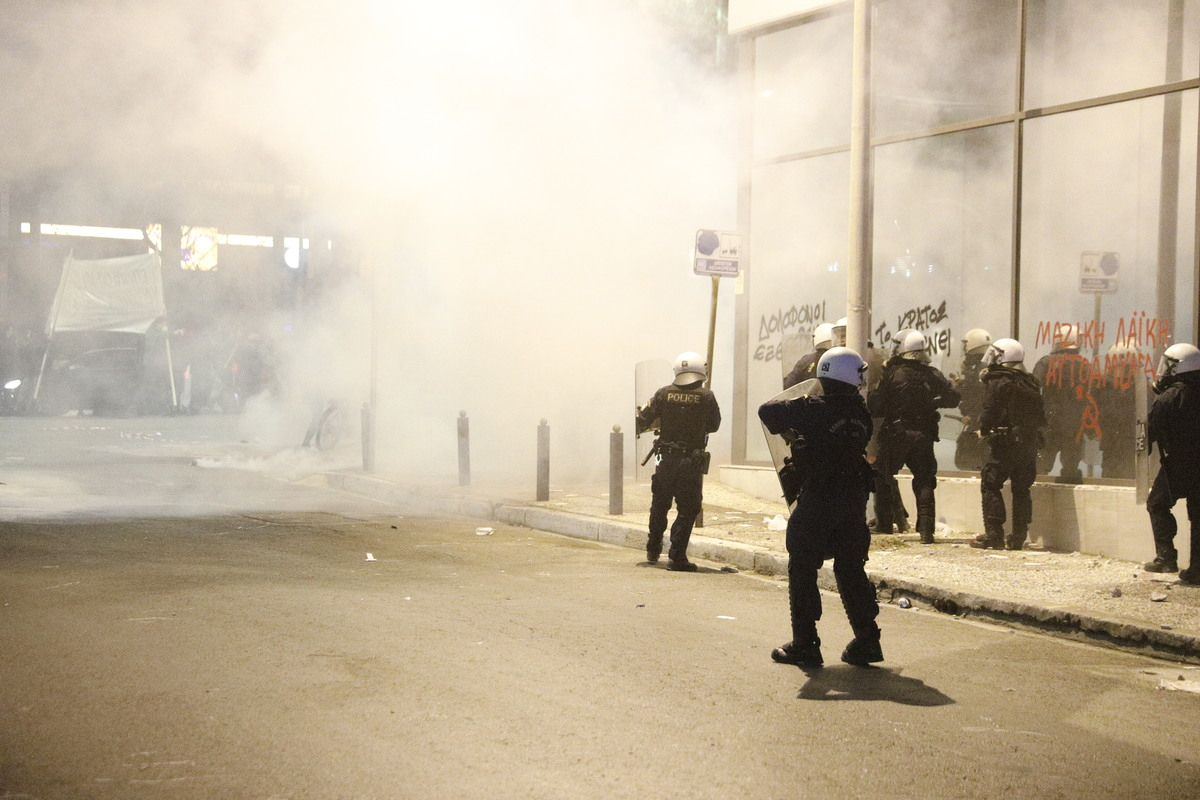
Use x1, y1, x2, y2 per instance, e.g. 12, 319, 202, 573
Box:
1144, 555, 1179, 573
771, 639, 823, 668
973, 525, 1029, 551
773, 623, 883, 668
1005, 524, 1028, 551
772, 622, 823, 668
970, 527, 1005, 550
646, 533, 662, 563
841, 623, 884, 666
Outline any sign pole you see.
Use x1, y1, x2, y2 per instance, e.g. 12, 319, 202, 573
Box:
705, 276, 719, 389
695, 275, 721, 530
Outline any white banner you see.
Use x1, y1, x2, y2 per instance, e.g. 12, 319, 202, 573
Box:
45, 252, 166, 335
728, 0, 843, 34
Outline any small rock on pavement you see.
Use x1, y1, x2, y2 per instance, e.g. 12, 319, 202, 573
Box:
1150, 591, 1169, 602
1110, 587, 1123, 597
896, 597, 912, 609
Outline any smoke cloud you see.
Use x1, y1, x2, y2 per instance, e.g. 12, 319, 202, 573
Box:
1, 0, 738, 486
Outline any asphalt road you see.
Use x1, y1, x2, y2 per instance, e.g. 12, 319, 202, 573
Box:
2, 417, 1200, 799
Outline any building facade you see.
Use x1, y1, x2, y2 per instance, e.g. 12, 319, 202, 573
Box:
724, 0, 1199, 559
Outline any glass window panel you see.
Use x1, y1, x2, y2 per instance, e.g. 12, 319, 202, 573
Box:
745, 153, 850, 461
752, 10, 852, 160
1025, 0, 1200, 109
1019, 91, 1197, 480
872, 0, 1019, 137
872, 124, 1015, 470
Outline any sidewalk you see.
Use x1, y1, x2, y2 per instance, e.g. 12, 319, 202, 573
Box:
317, 471, 1200, 665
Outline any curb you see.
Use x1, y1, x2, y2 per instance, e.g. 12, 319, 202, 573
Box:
320, 472, 1200, 665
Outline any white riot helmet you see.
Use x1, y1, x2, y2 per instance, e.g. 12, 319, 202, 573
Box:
899, 330, 930, 362
817, 346, 867, 387
891, 328, 917, 357
1052, 323, 1080, 353
962, 328, 992, 356
1107, 340, 1137, 358
1156, 343, 1200, 381
983, 337, 1025, 367
813, 322, 835, 350
672, 351, 707, 386
832, 317, 848, 347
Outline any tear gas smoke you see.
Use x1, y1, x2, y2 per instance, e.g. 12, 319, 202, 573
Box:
0, 0, 737, 487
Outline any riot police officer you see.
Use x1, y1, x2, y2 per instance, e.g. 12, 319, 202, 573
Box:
783, 322, 835, 389
1033, 324, 1086, 482
868, 330, 960, 543
635, 352, 721, 571
954, 328, 992, 471
1097, 341, 1138, 479
831, 316, 848, 348
758, 347, 882, 668
971, 338, 1046, 551
1143, 343, 1200, 583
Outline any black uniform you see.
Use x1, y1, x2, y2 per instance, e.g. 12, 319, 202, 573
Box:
1033, 346, 1086, 482
783, 347, 827, 390
1145, 371, 1200, 580
954, 352, 987, 471
636, 381, 721, 568
868, 355, 960, 542
1097, 352, 1138, 480
758, 378, 880, 666
976, 365, 1046, 550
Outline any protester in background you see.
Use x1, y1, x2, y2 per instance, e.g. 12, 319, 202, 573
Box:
635, 352, 721, 572
953, 328, 992, 471
869, 330, 960, 543
972, 338, 1046, 551
758, 347, 882, 668
1033, 323, 1086, 482
783, 322, 834, 390
1143, 343, 1200, 584
1096, 341, 1139, 480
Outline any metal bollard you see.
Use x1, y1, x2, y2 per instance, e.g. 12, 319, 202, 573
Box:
457, 410, 470, 486
361, 402, 375, 473
609, 425, 624, 515
536, 418, 550, 501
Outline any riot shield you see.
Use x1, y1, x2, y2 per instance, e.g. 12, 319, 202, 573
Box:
1135, 374, 1158, 503
634, 359, 672, 484
759, 378, 823, 512
779, 330, 811, 384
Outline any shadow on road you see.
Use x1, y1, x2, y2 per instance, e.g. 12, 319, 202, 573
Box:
796, 665, 955, 706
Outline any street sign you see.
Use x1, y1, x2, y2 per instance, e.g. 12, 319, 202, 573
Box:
1080, 251, 1118, 293
694, 230, 741, 277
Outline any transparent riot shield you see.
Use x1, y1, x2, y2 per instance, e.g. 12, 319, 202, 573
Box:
1135, 374, 1157, 503
634, 359, 672, 484
779, 330, 811, 384
759, 378, 823, 512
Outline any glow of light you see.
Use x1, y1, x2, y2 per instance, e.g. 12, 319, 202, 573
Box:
220, 233, 274, 247
38, 223, 144, 240
284, 236, 301, 269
